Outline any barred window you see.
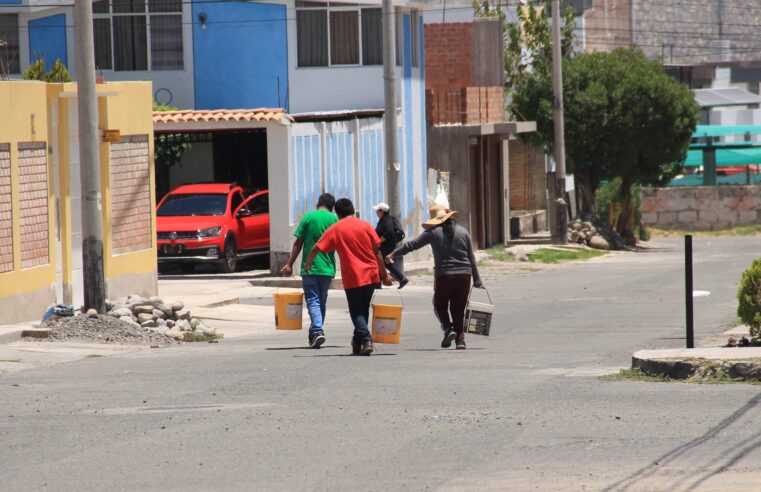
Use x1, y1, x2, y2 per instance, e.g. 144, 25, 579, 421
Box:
93, 0, 183, 71
296, 2, 382, 67
0, 15, 19, 75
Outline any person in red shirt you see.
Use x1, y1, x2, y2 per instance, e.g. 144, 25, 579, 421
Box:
305, 198, 393, 356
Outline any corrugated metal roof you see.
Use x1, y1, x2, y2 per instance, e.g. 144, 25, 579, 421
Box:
693, 88, 761, 108
153, 108, 292, 124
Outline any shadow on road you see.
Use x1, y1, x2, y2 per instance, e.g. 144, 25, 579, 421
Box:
292, 353, 397, 358
604, 391, 761, 491
265, 346, 343, 351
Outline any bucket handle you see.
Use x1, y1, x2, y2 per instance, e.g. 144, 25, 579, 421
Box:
466, 285, 492, 307
370, 284, 404, 308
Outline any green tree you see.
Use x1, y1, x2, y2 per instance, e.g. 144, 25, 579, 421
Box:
512, 49, 698, 236
153, 102, 192, 198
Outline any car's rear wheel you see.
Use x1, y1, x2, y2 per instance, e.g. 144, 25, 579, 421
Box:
219, 238, 237, 273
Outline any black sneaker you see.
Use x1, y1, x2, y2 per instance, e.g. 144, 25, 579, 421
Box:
398, 278, 409, 290
309, 332, 326, 349
441, 329, 456, 348
361, 340, 374, 356
351, 337, 362, 355
455, 334, 466, 350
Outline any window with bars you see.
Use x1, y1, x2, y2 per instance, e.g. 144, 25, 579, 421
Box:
0, 15, 19, 75
93, 0, 183, 71
296, 2, 382, 67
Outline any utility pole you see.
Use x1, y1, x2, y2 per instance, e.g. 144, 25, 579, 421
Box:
74, 0, 107, 313
551, 0, 568, 244
382, 0, 403, 270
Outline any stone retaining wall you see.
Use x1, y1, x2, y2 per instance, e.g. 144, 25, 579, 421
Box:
641, 185, 761, 230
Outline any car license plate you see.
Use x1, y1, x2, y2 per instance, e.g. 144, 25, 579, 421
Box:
163, 244, 184, 255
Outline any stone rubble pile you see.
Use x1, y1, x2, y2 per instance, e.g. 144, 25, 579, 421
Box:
106, 295, 210, 341
567, 219, 610, 250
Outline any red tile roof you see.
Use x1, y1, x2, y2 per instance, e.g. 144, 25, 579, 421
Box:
153, 108, 292, 124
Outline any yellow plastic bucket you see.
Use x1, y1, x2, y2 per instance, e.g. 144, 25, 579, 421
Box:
371, 303, 403, 344
273, 291, 304, 330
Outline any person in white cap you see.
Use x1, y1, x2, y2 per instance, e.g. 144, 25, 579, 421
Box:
374, 202, 409, 289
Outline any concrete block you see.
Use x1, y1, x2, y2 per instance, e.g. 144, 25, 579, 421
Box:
641, 212, 658, 225
21, 328, 49, 339
738, 210, 757, 224
677, 210, 698, 223
659, 211, 677, 225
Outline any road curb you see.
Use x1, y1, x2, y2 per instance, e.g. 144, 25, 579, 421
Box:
248, 266, 432, 290
0, 325, 40, 344
632, 348, 761, 381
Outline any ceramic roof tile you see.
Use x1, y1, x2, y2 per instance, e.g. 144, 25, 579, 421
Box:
153, 108, 291, 124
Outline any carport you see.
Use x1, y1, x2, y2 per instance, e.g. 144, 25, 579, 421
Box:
152, 109, 292, 200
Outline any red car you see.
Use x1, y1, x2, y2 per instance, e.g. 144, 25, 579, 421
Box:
156, 183, 269, 273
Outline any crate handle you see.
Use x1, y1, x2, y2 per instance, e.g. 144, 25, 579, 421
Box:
467, 285, 492, 306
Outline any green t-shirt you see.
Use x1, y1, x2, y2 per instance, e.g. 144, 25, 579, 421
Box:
295, 209, 338, 277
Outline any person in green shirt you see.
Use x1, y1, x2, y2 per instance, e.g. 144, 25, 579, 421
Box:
281, 193, 338, 348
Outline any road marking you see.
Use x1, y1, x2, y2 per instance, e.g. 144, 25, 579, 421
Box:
87, 403, 276, 415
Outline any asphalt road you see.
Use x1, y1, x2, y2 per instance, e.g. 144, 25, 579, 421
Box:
3, 237, 761, 491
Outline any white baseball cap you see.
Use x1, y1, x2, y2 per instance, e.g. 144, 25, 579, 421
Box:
373, 202, 390, 212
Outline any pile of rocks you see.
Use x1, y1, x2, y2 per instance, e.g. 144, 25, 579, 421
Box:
106, 295, 210, 341
567, 219, 610, 250
43, 314, 175, 347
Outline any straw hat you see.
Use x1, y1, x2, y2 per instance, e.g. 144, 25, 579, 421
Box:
423, 204, 459, 229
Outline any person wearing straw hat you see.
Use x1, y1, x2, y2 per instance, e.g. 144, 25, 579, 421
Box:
305, 198, 394, 356
281, 193, 338, 349
386, 204, 483, 350
373, 202, 409, 289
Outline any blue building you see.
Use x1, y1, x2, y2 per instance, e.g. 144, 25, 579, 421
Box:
1, 0, 428, 270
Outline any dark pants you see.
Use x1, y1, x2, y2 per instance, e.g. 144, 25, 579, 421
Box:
344, 283, 378, 343
385, 259, 407, 283
433, 274, 472, 335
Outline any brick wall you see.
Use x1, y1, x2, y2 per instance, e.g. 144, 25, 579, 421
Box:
0, 144, 12, 273
425, 22, 473, 91
110, 135, 152, 255
425, 21, 504, 125
641, 185, 761, 229
509, 139, 547, 211
18, 142, 49, 269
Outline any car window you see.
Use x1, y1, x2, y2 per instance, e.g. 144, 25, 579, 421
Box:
231, 191, 244, 214
157, 194, 228, 216
249, 193, 269, 216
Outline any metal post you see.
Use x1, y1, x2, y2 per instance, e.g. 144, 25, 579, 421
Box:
551, 0, 568, 244
685, 234, 694, 349
703, 147, 716, 186
382, 0, 403, 270
75, 0, 106, 313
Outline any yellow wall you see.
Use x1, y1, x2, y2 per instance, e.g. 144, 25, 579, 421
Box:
0, 81, 55, 299
97, 82, 157, 280
0, 80, 156, 317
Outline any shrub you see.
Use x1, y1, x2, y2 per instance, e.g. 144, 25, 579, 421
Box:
46, 59, 72, 83
23, 59, 46, 81
737, 258, 761, 337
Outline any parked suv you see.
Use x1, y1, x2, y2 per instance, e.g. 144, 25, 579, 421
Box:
156, 183, 269, 273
